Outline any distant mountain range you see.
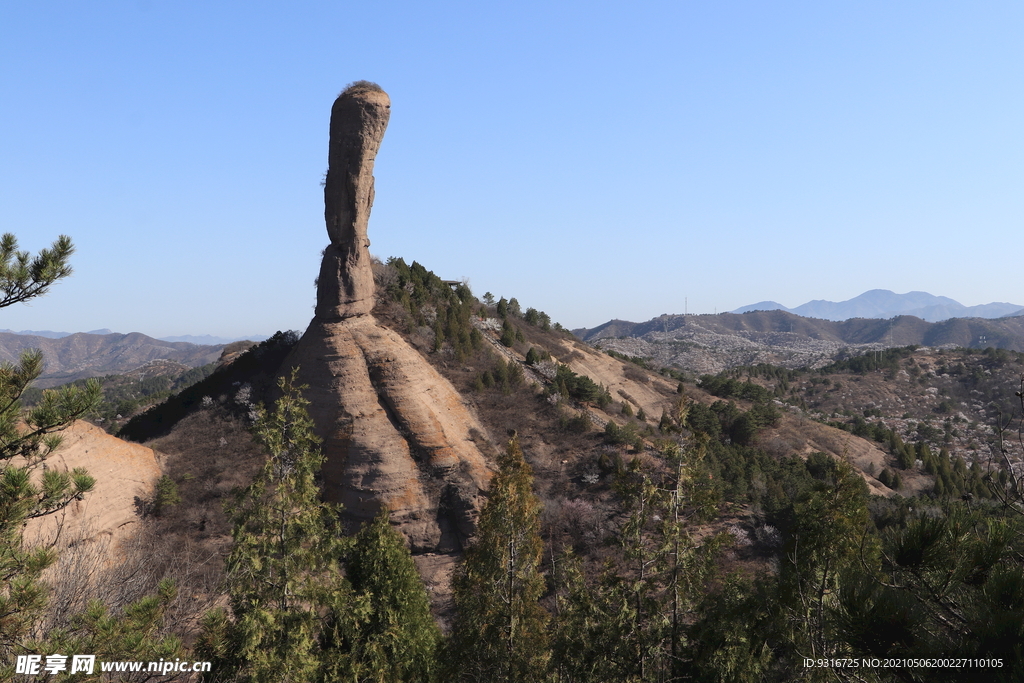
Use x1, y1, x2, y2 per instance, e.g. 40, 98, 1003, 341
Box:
0, 328, 115, 339
574, 308, 1024, 375
0, 331, 227, 387
0, 330, 268, 345
573, 309, 1024, 374
731, 290, 1024, 323
158, 333, 269, 345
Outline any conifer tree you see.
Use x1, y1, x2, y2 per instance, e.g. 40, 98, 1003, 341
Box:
507, 297, 521, 317
834, 505, 1024, 676
0, 233, 75, 309
340, 506, 441, 682
553, 443, 722, 682
447, 435, 550, 682
18, 579, 186, 679
0, 234, 192, 674
776, 459, 870, 671
0, 235, 102, 663
207, 370, 364, 683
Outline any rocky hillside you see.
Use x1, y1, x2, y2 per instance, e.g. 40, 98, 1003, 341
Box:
767, 346, 1024, 473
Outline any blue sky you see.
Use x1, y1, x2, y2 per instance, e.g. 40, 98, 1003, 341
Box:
1, 2, 1021, 338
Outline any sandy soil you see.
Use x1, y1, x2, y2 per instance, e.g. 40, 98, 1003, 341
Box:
23, 420, 162, 546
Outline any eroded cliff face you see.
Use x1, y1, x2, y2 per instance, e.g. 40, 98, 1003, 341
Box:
286, 83, 492, 552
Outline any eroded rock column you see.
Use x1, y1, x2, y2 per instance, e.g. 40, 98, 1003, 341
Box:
286, 83, 492, 553
316, 82, 390, 321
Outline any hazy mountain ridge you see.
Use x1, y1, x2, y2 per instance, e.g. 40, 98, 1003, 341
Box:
730, 289, 1023, 322
158, 333, 269, 345
0, 329, 267, 345
0, 331, 225, 387
576, 309, 1024, 375
0, 328, 113, 338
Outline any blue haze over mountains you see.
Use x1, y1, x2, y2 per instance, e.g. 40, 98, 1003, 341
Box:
731, 290, 1024, 323
3, 293, 1020, 344
0, 330, 267, 344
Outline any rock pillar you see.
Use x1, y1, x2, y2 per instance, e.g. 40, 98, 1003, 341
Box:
285, 83, 492, 553
317, 82, 390, 321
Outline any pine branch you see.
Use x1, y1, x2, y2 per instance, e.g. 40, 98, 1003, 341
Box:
0, 234, 74, 309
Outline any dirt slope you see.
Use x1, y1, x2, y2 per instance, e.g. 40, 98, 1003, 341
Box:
24, 420, 161, 546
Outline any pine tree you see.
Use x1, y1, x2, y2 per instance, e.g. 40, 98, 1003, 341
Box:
21, 580, 186, 678
776, 459, 870, 670
341, 506, 441, 682
0, 233, 75, 308
500, 319, 516, 347
834, 505, 1024, 675
685, 575, 778, 683
447, 435, 550, 681
208, 370, 365, 683
0, 235, 102, 664
553, 443, 722, 682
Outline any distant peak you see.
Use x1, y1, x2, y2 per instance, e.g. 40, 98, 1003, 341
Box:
731, 301, 790, 314
731, 290, 1022, 323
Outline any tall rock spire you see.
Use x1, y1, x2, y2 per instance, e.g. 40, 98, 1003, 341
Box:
287, 84, 492, 554
317, 82, 391, 321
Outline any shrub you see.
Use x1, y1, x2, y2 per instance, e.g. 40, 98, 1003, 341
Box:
553, 364, 605, 405
492, 359, 524, 394
500, 320, 517, 347
561, 411, 592, 434
604, 421, 643, 450
150, 476, 181, 517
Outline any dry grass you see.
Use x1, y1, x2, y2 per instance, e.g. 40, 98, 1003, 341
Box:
341, 80, 384, 96
35, 522, 223, 648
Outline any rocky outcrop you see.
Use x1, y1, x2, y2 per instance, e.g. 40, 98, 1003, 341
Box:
318, 81, 391, 321
286, 83, 492, 552
24, 420, 161, 545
